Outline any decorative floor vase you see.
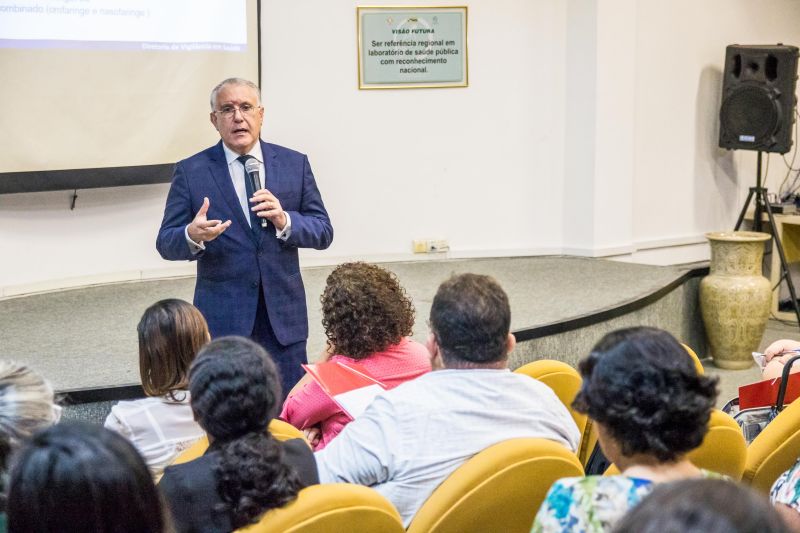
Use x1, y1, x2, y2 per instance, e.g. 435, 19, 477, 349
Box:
700, 231, 772, 369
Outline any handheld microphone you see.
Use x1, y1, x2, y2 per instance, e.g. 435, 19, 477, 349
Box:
244, 159, 268, 228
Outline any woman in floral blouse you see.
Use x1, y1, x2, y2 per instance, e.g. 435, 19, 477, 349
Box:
770, 458, 800, 530
531, 327, 719, 533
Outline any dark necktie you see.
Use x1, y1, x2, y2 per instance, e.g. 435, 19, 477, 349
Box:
236, 155, 262, 231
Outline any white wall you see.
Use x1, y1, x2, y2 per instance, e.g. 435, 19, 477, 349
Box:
4, 0, 800, 295
261, 0, 567, 262
1, 0, 567, 295
629, 0, 800, 263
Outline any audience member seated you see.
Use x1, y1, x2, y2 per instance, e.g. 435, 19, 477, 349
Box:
0, 361, 60, 528
763, 339, 800, 380
770, 457, 800, 531
315, 273, 580, 527
105, 299, 209, 478
281, 262, 431, 450
159, 337, 319, 533
614, 478, 788, 533
532, 326, 719, 533
7, 421, 165, 533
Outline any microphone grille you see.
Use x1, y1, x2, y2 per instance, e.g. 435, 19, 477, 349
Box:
244, 159, 260, 173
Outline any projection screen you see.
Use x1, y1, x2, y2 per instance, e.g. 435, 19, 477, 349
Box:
0, 0, 260, 193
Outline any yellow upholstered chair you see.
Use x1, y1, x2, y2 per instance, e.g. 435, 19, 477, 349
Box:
237, 484, 404, 533
603, 409, 747, 479
686, 409, 747, 479
406, 438, 584, 533
579, 421, 599, 469
743, 396, 800, 493
268, 419, 307, 441
171, 419, 306, 467
514, 360, 586, 436
514, 360, 598, 466
681, 343, 705, 375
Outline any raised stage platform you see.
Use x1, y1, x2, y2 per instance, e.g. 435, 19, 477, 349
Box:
0, 256, 707, 405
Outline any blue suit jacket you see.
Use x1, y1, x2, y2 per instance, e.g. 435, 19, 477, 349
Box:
156, 140, 333, 345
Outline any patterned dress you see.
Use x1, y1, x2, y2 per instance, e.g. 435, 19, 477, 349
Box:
532, 469, 721, 533
771, 458, 800, 511
531, 475, 655, 533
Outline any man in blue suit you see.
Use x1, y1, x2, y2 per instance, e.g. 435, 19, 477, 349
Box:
156, 78, 333, 394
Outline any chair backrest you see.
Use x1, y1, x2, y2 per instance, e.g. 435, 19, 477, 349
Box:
406, 438, 584, 533
686, 409, 747, 479
603, 409, 747, 479
743, 396, 800, 492
514, 360, 594, 465
681, 343, 705, 375
170, 419, 307, 467
269, 419, 307, 441
514, 360, 587, 438
237, 484, 404, 533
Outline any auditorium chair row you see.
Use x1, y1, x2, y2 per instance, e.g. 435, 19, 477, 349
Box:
165, 347, 800, 532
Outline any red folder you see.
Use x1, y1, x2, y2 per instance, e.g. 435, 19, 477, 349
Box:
738, 372, 800, 410
301, 361, 387, 419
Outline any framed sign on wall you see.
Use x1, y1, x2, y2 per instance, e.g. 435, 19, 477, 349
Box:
357, 6, 468, 90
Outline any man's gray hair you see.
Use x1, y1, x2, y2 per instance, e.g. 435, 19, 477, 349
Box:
209, 78, 262, 110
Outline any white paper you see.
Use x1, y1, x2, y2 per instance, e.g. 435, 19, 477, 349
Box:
334, 384, 386, 419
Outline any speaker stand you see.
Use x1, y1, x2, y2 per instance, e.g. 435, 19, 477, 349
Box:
734, 151, 800, 328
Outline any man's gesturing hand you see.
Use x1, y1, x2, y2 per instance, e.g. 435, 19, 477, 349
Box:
187, 197, 231, 243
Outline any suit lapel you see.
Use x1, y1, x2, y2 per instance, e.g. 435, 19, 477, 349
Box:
261, 141, 280, 192
208, 141, 257, 247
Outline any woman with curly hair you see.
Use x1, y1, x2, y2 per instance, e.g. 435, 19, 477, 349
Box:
159, 336, 318, 533
105, 299, 209, 478
281, 262, 431, 450
531, 326, 719, 533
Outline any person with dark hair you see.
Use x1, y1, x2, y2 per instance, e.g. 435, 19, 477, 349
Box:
7, 421, 165, 533
280, 262, 431, 450
613, 478, 788, 533
105, 299, 210, 478
769, 458, 800, 531
531, 326, 720, 533
159, 336, 319, 533
315, 273, 579, 527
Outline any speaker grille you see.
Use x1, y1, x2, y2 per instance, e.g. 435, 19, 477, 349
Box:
720, 85, 780, 145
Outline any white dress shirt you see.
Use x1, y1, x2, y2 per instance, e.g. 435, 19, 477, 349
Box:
184, 142, 291, 252
314, 369, 581, 527
104, 392, 204, 479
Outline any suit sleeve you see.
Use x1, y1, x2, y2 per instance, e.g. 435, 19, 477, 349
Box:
282, 155, 333, 250
156, 162, 201, 261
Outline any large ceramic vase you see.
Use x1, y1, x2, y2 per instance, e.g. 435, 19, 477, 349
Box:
700, 231, 772, 369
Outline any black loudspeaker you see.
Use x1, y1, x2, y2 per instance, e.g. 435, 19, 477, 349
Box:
719, 44, 799, 154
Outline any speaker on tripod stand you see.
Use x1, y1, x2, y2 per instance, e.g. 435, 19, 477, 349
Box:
724, 44, 800, 326
719, 44, 798, 154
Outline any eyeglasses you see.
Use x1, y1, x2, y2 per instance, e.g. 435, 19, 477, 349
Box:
214, 103, 260, 118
